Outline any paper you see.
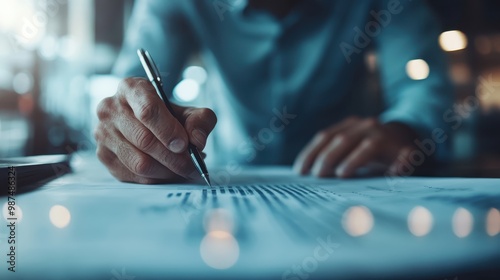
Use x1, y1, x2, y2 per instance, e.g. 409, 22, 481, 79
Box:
0, 155, 499, 279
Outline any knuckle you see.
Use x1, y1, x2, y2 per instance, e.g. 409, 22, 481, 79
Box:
130, 155, 153, 176
137, 101, 158, 123
95, 146, 106, 162
118, 77, 151, 98
96, 97, 114, 120
362, 138, 379, 149
334, 133, 349, 143
117, 77, 137, 92
96, 146, 112, 165
93, 128, 101, 142
93, 123, 107, 143
135, 128, 156, 151
364, 118, 378, 127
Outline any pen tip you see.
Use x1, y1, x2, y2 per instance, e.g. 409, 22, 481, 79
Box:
202, 174, 212, 187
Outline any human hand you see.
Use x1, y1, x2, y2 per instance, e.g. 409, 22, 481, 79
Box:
293, 117, 417, 178
94, 77, 217, 184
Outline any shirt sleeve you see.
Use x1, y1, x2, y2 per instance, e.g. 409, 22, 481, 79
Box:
375, 0, 454, 161
112, 0, 199, 94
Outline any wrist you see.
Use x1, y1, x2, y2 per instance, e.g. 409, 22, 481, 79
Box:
383, 122, 419, 146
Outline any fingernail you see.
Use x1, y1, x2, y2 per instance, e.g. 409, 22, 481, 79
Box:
192, 129, 207, 148
335, 164, 347, 177
312, 163, 322, 177
168, 138, 186, 153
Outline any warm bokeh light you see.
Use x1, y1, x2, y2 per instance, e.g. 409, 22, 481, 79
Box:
477, 69, 500, 112
200, 230, 239, 269
2, 202, 23, 222
364, 51, 378, 73
407, 206, 433, 237
439, 30, 468, 52
204, 208, 235, 233
406, 59, 430, 80
342, 206, 374, 237
49, 205, 71, 228
486, 208, 500, 237
452, 207, 474, 238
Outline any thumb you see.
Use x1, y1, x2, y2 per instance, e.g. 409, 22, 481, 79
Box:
176, 106, 217, 150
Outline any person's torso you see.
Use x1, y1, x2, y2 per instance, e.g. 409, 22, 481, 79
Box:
182, 0, 379, 165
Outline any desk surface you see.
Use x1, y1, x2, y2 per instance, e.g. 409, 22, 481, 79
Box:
1, 155, 499, 279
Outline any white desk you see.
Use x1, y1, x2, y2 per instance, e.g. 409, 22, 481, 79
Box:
1, 155, 499, 279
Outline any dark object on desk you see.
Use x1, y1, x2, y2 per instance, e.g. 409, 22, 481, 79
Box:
0, 154, 71, 196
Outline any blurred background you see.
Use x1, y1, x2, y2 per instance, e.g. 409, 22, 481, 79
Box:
1, 0, 500, 175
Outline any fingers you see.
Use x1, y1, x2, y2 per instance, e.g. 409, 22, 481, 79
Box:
335, 137, 383, 178
112, 107, 195, 177
294, 117, 417, 178
297, 118, 378, 177
310, 132, 363, 177
96, 120, 196, 179
95, 77, 219, 184
117, 77, 189, 154
293, 117, 359, 175
178, 106, 218, 150
96, 145, 185, 184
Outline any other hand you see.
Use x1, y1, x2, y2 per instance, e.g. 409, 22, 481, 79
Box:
293, 117, 417, 178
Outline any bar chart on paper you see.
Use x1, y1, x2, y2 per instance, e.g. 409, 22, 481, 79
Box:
1, 158, 499, 279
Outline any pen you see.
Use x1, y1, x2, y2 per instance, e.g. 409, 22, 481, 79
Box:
137, 48, 212, 187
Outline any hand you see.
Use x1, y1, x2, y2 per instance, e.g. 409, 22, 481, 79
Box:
293, 117, 417, 178
94, 77, 217, 184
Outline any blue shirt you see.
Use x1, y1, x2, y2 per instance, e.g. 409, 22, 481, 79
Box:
113, 0, 453, 166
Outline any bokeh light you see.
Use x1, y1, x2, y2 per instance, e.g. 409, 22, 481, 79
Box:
406, 59, 430, 80
200, 230, 239, 269
439, 30, 468, 52
173, 79, 200, 102
486, 208, 500, 237
183, 66, 208, 85
342, 206, 374, 236
12, 72, 33, 94
452, 207, 473, 238
407, 206, 433, 237
49, 205, 71, 228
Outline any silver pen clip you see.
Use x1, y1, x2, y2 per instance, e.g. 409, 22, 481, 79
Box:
137, 49, 163, 87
